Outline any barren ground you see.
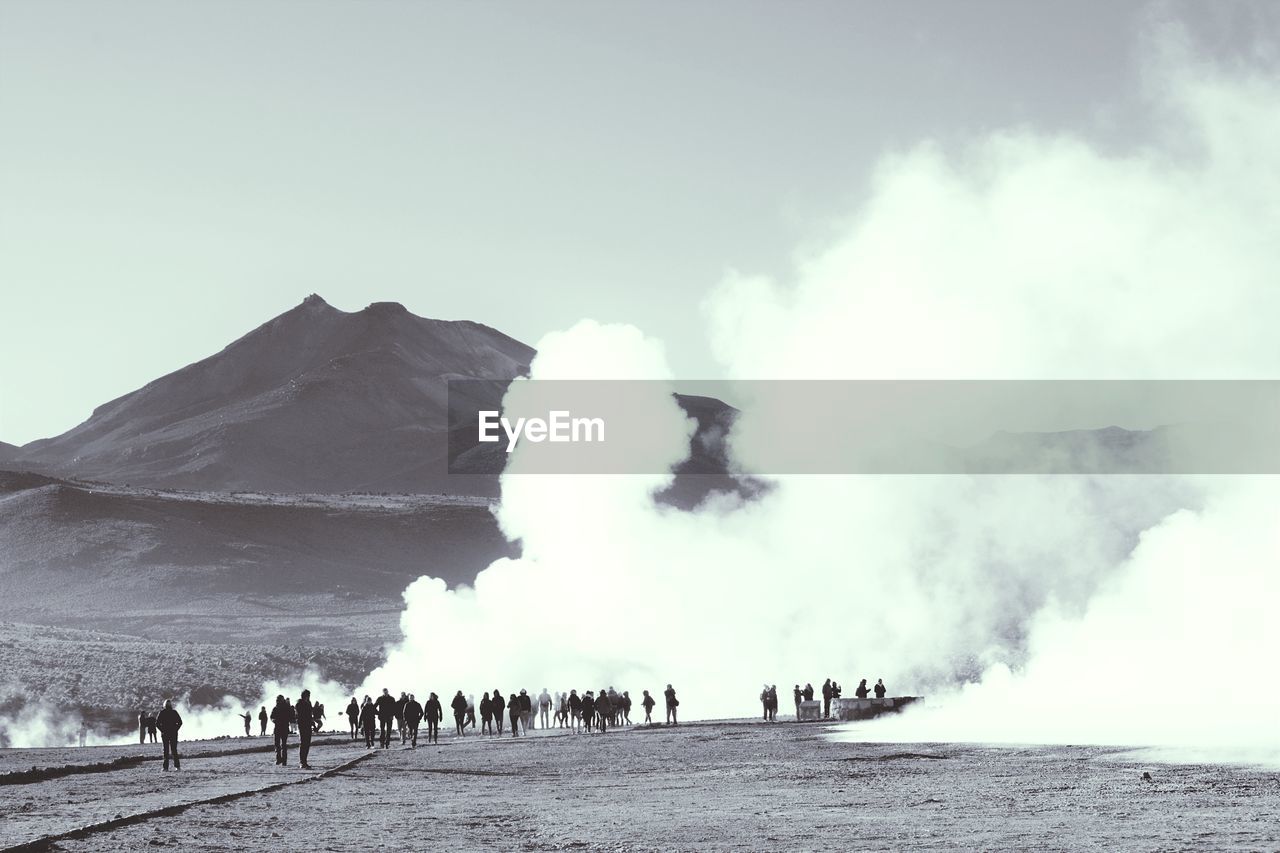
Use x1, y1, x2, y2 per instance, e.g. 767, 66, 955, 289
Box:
2, 719, 1277, 851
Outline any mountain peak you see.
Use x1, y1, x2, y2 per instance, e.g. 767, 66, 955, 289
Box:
301, 293, 332, 309
362, 301, 409, 316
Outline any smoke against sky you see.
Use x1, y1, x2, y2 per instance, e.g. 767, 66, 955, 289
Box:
360, 33, 1279, 758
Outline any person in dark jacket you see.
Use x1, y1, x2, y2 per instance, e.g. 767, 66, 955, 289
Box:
359, 695, 377, 748
395, 692, 409, 743
492, 689, 506, 734
595, 690, 612, 733
424, 693, 443, 744
346, 697, 359, 740
451, 691, 468, 735
295, 690, 314, 769
641, 690, 655, 724
802, 683, 815, 702
664, 684, 679, 725
518, 689, 533, 733
855, 679, 870, 699
374, 689, 397, 748
822, 679, 833, 718
156, 700, 183, 771
270, 695, 292, 765
138, 710, 146, 744
238, 710, 252, 736
507, 693, 521, 737
146, 712, 158, 743
480, 692, 494, 735
259, 705, 268, 736
873, 678, 886, 699
403, 693, 424, 747
793, 685, 802, 718
569, 689, 583, 732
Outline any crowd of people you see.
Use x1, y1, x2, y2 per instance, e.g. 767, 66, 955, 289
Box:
772, 677, 888, 720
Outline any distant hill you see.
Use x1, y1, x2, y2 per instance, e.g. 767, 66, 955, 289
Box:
0, 471, 515, 647
14, 296, 533, 495
0, 441, 16, 463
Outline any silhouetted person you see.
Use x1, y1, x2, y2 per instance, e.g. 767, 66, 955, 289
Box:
424, 693, 443, 744
507, 693, 521, 737
451, 691, 468, 735
375, 688, 397, 748
404, 693, 423, 747
239, 711, 252, 736
465, 694, 477, 732
760, 685, 770, 721
360, 696, 376, 749
596, 690, 612, 733
641, 690, 655, 724
569, 690, 583, 731
517, 686, 532, 732
271, 695, 292, 765
346, 697, 359, 740
874, 678, 886, 699
138, 710, 146, 744
793, 685, 802, 718
822, 679, 833, 718
622, 691, 633, 725
492, 689, 506, 735
664, 684, 678, 725
295, 690, 314, 769
313, 702, 325, 733
395, 691, 409, 743
581, 692, 595, 733
156, 699, 182, 771
146, 712, 158, 743
480, 692, 494, 735
802, 683, 814, 703
259, 705, 268, 736
855, 679, 869, 699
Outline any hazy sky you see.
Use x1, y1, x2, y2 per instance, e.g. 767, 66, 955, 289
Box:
0, 0, 1273, 445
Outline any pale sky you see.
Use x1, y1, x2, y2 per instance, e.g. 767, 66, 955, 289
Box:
0, 0, 1273, 445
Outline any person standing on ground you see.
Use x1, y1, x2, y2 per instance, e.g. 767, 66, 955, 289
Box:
760, 685, 770, 721
346, 697, 359, 740
156, 699, 182, 771
580, 691, 595, 733
538, 688, 552, 729
507, 693, 521, 737
375, 689, 397, 748
295, 690, 314, 769
270, 695, 292, 765
238, 710, 252, 736
451, 691, 468, 735
404, 693, 423, 747
874, 678, 887, 698
480, 692, 494, 735
146, 712, 158, 743
138, 710, 146, 744
621, 691, 633, 725
259, 705, 268, 736
569, 689, 582, 732
641, 690, 655, 724
595, 689, 612, 734
492, 689, 505, 735
518, 689, 533, 733
793, 685, 802, 719
424, 692, 443, 744
360, 695, 376, 749
664, 684, 679, 725
313, 701, 325, 733
822, 679, 833, 719
465, 694, 477, 732
767, 685, 779, 721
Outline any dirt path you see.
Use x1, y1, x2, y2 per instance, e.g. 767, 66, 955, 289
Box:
3, 722, 1278, 851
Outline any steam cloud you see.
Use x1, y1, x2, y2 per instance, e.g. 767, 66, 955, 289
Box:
362, 32, 1279, 761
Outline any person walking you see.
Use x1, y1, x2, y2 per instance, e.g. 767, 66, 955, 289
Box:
359, 696, 376, 749
312, 701, 325, 734
395, 692, 409, 744
451, 691, 468, 736
346, 697, 359, 740
424, 693, 443, 744
375, 689, 397, 748
518, 689, 532, 734
641, 690, 655, 724
156, 700, 183, 771
270, 695, 292, 765
404, 693, 424, 747
465, 694, 477, 732
295, 690, 314, 769
664, 684, 679, 725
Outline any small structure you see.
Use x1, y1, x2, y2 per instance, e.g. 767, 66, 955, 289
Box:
832, 696, 921, 721
797, 700, 823, 721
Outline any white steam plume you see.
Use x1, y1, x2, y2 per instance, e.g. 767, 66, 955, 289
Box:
361, 33, 1279, 759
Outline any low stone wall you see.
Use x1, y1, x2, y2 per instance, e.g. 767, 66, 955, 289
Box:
832, 696, 921, 721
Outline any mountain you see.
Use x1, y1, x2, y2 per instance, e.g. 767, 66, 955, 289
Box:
15, 295, 534, 495
0, 470, 515, 647
0, 441, 16, 463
